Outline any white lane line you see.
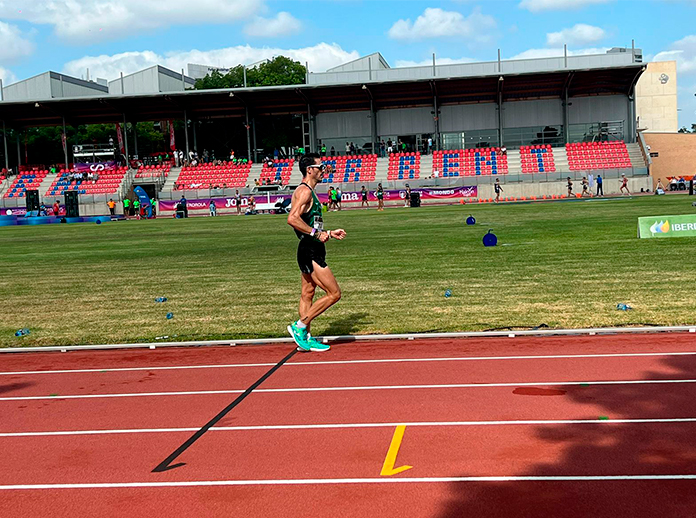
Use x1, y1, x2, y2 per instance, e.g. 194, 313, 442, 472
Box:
2, 378, 696, 401
3, 417, 696, 437
3, 475, 696, 490
2, 351, 696, 376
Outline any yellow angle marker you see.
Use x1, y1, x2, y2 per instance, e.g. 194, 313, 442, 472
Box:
380, 425, 413, 476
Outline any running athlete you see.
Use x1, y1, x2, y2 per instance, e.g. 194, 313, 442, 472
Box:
494, 178, 503, 202
235, 190, 242, 215
620, 174, 630, 195
361, 185, 369, 208
567, 177, 573, 197
404, 185, 412, 208
581, 177, 590, 197
376, 183, 384, 211
287, 154, 347, 352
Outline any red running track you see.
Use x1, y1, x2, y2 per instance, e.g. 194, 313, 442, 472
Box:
2, 333, 696, 517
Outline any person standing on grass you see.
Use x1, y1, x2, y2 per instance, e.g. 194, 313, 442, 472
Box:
336, 186, 342, 211
361, 185, 369, 208
287, 153, 346, 352
494, 178, 503, 203
567, 177, 573, 197
620, 174, 630, 195
235, 190, 242, 215
596, 174, 604, 196
376, 183, 384, 211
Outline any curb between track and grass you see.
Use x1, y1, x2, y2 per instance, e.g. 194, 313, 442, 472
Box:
1, 325, 695, 354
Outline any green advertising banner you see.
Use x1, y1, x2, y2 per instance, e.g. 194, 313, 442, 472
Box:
638, 214, 696, 239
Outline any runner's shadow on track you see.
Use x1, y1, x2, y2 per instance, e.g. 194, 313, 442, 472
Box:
432, 351, 696, 518
0, 382, 34, 394
321, 312, 370, 341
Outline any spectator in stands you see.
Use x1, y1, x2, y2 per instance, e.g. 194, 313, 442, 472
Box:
235, 190, 242, 215
380, 140, 386, 158
567, 177, 573, 197
209, 200, 217, 217
321, 143, 327, 157
203, 149, 209, 163
350, 142, 356, 155
229, 149, 235, 162
620, 174, 630, 196
274, 148, 279, 159
596, 174, 604, 196
501, 146, 507, 155
53, 199, 60, 217
107, 199, 115, 216
361, 186, 369, 208
427, 137, 433, 155
494, 178, 503, 202
178, 150, 184, 166
330, 146, 335, 156
255, 179, 260, 187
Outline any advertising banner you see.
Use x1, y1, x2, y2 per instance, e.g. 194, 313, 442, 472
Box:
115, 123, 125, 154
638, 214, 696, 239
159, 186, 477, 212
74, 161, 117, 173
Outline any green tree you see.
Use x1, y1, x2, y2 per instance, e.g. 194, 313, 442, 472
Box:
194, 56, 306, 90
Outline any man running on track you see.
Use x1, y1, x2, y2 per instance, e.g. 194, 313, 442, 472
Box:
620, 174, 630, 195
567, 177, 573, 197
287, 153, 347, 352
494, 178, 503, 203
376, 183, 384, 211
361, 185, 369, 208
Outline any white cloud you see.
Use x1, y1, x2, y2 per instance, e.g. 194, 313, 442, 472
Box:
0, 66, 17, 86
395, 57, 476, 68
546, 24, 606, 47
244, 12, 302, 38
388, 7, 496, 43
519, 0, 612, 12
62, 43, 360, 80
654, 35, 696, 74
0, 21, 34, 63
510, 47, 609, 60
0, 0, 264, 44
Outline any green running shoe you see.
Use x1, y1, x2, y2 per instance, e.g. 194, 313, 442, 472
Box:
307, 335, 330, 352
287, 322, 310, 351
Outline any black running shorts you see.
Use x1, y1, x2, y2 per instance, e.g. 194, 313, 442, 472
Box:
297, 238, 327, 274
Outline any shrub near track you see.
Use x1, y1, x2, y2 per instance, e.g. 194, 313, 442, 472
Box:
1, 195, 695, 347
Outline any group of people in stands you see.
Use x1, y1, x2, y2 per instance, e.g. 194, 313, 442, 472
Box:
69, 171, 99, 184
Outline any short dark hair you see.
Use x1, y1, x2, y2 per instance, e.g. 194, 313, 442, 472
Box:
299, 153, 321, 176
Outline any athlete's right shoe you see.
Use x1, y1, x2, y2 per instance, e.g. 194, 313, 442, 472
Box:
288, 322, 310, 351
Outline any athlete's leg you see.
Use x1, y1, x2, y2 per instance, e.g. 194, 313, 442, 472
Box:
299, 273, 317, 333
299, 263, 341, 326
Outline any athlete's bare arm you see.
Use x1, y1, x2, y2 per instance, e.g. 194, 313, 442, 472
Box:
287, 187, 313, 236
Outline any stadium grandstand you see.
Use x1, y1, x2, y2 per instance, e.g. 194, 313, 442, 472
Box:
0, 45, 676, 215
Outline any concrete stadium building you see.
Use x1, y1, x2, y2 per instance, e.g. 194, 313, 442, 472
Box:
0, 46, 682, 212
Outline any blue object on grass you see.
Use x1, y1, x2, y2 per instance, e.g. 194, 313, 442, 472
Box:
616, 303, 632, 311
166, 312, 174, 319
445, 289, 452, 298
483, 230, 498, 247
466, 215, 476, 225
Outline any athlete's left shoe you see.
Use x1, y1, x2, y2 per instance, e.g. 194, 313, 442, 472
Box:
307, 335, 330, 352
288, 322, 310, 351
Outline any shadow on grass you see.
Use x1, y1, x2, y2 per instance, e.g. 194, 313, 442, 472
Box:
433, 347, 696, 517
322, 312, 371, 338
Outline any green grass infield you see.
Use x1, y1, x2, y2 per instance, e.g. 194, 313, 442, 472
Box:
2, 195, 695, 347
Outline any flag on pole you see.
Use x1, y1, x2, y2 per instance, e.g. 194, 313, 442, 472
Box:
61, 131, 67, 156
115, 123, 125, 154
169, 120, 176, 151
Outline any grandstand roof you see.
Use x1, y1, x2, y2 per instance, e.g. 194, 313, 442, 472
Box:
0, 63, 644, 129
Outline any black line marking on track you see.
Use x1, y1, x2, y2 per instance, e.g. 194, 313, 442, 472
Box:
152, 348, 298, 473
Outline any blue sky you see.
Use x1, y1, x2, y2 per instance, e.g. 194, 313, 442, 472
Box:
0, 0, 694, 127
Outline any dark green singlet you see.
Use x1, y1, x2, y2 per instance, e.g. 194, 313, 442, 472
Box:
295, 183, 323, 240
